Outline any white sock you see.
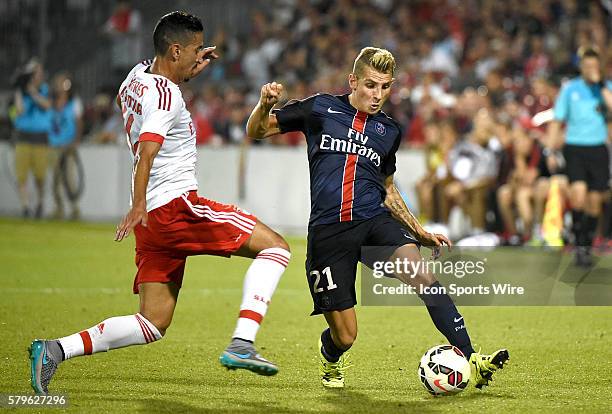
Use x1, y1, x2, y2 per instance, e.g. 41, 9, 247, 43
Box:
57, 313, 162, 359
232, 247, 290, 342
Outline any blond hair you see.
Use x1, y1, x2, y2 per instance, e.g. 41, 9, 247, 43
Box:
352, 47, 396, 77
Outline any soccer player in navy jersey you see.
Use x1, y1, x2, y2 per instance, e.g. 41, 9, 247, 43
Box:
247, 47, 509, 390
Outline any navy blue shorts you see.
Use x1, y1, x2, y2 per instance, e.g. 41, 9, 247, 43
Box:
306, 213, 419, 315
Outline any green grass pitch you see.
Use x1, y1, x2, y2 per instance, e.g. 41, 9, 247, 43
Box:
1, 218, 611, 413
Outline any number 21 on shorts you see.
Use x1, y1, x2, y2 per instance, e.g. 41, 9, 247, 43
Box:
311, 267, 337, 293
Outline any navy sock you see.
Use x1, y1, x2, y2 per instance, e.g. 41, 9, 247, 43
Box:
320, 328, 345, 363
572, 210, 584, 246
583, 214, 598, 247
419, 282, 475, 359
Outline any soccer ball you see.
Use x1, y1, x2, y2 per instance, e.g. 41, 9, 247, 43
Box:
418, 345, 471, 396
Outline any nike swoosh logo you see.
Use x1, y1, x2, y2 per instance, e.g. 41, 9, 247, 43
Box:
454, 316, 464, 323
42, 348, 49, 364
327, 107, 343, 114
433, 379, 448, 391
229, 351, 252, 359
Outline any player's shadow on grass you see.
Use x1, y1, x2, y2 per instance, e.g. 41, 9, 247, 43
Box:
129, 392, 510, 414
135, 398, 315, 414
134, 396, 436, 414
321, 389, 436, 413
321, 389, 515, 414
80, 386, 515, 413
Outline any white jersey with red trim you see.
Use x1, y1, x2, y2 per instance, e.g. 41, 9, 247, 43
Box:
118, 60, 198, 211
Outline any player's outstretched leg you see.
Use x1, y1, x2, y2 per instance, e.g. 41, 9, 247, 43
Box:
29, 313, 163, 394
29, 282, 176, 394
220, 221, 290, 376
391, 244, 509, 389
317, 309, 355, 388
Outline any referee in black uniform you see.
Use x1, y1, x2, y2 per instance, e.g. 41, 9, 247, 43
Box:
547, 47, 612, 266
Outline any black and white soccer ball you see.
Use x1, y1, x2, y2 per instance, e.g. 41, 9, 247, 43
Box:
418, 345, 471, 396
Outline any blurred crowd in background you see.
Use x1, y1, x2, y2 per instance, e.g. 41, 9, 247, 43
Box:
4, 0, 612, 245
8, 0, 612, 146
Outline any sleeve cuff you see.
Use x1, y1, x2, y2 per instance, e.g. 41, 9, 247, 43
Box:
271, 109, 286, 133
139, 132, 164, 144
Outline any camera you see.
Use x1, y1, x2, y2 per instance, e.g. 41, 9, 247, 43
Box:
12, 70, 33, 92
11, 59, 39, 92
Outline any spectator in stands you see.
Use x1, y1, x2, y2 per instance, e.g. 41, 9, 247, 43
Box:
102, 0, 143, 84
12, 59, 51, 218
496, 125, 550, 245
443, 108, 498, 235
415, 119, 457, 223
48, 72, 83, 220
6, 0, 612, 236
84, 93, 122, 144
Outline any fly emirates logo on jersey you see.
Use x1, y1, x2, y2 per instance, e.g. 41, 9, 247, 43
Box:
319, 128, 381, 166
120, 76, 148, 115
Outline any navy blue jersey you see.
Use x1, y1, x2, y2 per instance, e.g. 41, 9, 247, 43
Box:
274, 93, 402, 226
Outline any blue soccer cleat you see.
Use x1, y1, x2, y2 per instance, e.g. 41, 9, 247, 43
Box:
219, 338, 278, 376
29, 340, 60, 395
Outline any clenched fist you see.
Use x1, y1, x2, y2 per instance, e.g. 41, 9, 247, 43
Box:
260, 82, 283, 109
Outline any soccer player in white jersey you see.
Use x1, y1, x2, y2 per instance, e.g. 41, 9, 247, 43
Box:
29, 11, 291, 395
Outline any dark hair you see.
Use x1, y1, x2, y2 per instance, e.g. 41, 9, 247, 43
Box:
578, 46, 600, 61
153, 11, 203, 56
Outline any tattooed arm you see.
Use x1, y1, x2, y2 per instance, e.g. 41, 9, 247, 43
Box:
384, 175, 452, 258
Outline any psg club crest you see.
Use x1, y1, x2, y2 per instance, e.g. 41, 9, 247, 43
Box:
375, 121, 386, 136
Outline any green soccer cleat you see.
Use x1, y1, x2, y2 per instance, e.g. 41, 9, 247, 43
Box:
29, 340, 59, 395
219, 338, 278, 376
469, 348, 510, 389
318, 338, 351, 388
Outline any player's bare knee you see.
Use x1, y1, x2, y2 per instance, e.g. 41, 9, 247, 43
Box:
276, 237, 290, 252
267, 232, 290, 252
253, 222, 291, 253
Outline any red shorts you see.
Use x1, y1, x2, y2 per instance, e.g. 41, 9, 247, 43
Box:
132, 191, 257, 293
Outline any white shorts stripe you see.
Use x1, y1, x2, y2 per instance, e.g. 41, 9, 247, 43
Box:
181, 198, 252, 233
189, 204, 256, 230
188, 201, 256, 227
191, 208, 253, 234
181, 196, 254, 234
180, 193, 256, 226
